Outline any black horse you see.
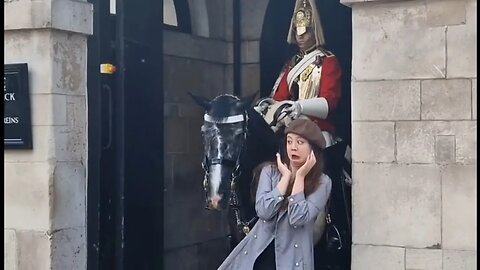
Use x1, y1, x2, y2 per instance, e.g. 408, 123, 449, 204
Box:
190, 93, 352, 269
189, 93, 279, 245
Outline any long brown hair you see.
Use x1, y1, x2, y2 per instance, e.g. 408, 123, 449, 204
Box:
251, 138, 325, 205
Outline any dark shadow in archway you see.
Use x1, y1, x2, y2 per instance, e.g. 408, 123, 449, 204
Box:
260, 0, 352, 146
260, 1, 353, 270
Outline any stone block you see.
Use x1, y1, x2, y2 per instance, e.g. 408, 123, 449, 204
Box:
5, 162, 53, 231
5, 0, 93, 35
163, 32, 229, 64
188, 0, 212, 38
51, 0, 93, 35
352, 122, 395, 162
198, 238, 231, 270
187, 117, 205, 155
66, 95, 87, 134
31, 94, 67, 126
163, 56, 227, 103
53, 126, 86, 163
241, 0, 269, 40
446, 0, 477, 78
51, 162, 86, 230
172, 153, 204, 194
435, 135, 455, 164
421, 79, 471, 120
4, 229, 18, 270
405, 248, 442, 270
164, 245, 199, 270
4, 1, 50, 31
241, 40, 260, 64
164, 117, 189, 154
452, 121, 477, 164
51, 32, 88, 95
442, 165, 477, 250
163, 200, 230, 250
204, 0, 227, 40
4, 126, 55, 163
4, 31, 53, 95
224, 0, 234, 41
352, 163, 441, 248
241, 64, 260, 97
16, 230, 51, 270
224, 64, 234, 92
352, 80, 421, 121
396, 121, 476, 164
352, 1, 446, 80
443, 250, 477, 270
51, 227, 86, 270
426, 0, 466, 26
351, 244, 404, 270
473, 79, 477, 119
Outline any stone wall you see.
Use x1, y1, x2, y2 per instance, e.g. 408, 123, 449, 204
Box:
343, 0, 477, 269
4, 0, 92, 269
162, 1, 234, 269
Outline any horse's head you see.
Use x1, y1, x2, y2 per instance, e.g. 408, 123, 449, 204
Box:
189, 92, 257, 210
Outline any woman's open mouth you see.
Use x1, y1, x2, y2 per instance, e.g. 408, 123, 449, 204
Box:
291, 154, 300, 160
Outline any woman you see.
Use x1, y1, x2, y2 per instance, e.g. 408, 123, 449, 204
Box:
218, 118, 332, 270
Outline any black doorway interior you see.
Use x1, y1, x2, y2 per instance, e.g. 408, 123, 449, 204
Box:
260, 1, 353, 269
87, 0, 163, 269
260, 0, 352, 146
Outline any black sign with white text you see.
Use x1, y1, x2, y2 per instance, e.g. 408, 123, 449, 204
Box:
4, 63, 33, 149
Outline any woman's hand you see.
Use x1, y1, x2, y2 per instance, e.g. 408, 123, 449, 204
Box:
296, 151, 316, 178
276, 153, 292, 179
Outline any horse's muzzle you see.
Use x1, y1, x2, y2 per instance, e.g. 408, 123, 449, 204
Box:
206, 195, 227, 211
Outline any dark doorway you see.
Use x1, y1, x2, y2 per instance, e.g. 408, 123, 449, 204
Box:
87, 0, 163, 269
260, 1, 353, 269
260, 0, 352, 146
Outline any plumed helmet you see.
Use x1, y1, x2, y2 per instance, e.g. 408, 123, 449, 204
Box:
287, 0, 325, 46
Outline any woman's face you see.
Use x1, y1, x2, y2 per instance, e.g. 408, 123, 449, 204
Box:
295, 29, 316, 51
286, 133, 312, 168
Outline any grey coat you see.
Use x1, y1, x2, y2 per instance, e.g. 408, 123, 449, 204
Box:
218, 165, 332, 270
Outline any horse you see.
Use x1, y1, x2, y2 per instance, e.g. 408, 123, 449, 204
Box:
189, 92, 352, 269
189, 92, 279, 246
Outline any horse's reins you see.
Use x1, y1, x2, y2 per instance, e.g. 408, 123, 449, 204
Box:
202, 111, 258, 236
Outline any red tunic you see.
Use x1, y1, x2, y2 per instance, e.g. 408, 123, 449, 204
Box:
272, 54, 342, 135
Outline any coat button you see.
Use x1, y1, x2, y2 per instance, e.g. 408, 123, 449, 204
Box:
253, 234, 257, 239
293, 226, 297, 229
294, 244, 298, 248
278, 196, 284, 201
244, 251, 248, 255
295, 262, 299, 266
289, 198, 294, 202
263, 220, 266, 223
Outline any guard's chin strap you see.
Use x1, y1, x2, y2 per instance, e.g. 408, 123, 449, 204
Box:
201, 111, 257, 235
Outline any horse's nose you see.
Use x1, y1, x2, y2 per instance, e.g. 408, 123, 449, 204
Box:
211, 195, 222, 209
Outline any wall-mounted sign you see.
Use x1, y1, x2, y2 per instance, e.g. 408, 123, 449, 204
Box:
4, 63, 33, 149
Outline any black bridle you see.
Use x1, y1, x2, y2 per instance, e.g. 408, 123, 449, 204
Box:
201, 111, 258, 235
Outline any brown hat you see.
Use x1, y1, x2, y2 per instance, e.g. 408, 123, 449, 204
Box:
285, 118, 326, 149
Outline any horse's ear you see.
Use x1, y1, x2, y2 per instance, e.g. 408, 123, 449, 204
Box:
238, 91, 259, 110
188, 92, 211, 111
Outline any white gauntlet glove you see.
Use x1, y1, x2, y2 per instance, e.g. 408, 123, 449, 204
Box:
284, 101, 302, 119
285, 97, 329, 120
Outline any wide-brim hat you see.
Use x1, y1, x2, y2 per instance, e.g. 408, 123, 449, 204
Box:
284, 118, 326, 149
